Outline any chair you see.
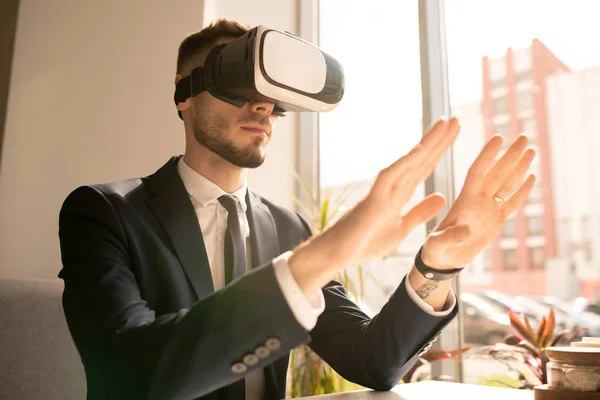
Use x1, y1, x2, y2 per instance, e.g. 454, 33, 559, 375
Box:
0, 278, 86, 399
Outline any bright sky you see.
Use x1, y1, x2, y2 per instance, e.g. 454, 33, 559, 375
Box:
318, 0, 600, 187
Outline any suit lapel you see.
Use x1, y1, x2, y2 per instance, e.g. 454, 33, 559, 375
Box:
146, 156, 214, 299
245, 191, 281, 267
245, 191, 286, 399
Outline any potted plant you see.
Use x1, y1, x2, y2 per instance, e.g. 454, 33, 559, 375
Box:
469, 307, 588, 389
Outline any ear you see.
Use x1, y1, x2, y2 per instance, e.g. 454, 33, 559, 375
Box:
174, 73, 192, 113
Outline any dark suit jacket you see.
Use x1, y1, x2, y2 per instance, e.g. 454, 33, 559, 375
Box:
57, 155, 458, 400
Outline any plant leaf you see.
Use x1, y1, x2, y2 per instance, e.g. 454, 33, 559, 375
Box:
365, 271, 385, 292
508, 310, 537, 345
541, 308, 555, 348
291, 170, 317, 220
357, 267, 364, 301
447, 346, 473, 357
291, 196, 316, 221
536, 316, 546, 347
327, 183, 355, 221
421, 346, 472, 362
318, 189, 330, 231
421, 349, 454, 362
517, 342, 539, 358
504, 335, 521, 345
564, 327, 589, 344
524, 315, 534, 335
550, 332, 565, 347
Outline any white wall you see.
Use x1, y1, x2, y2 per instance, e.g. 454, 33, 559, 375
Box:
0, 0, 301, 279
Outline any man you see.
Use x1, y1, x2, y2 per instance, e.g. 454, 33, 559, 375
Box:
57, 18, 536, 400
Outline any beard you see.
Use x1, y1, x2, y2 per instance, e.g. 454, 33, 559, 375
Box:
192, 108, 268, 169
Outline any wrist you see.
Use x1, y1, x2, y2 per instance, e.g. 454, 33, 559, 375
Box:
288, 239, 339, 297
416, 246, 463, 281
408, 266, 453, 311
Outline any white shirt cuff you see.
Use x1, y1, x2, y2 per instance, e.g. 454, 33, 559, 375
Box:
405, 274, 457, 317
272, 251, 325, 331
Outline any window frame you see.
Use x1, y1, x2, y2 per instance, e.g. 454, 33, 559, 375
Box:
304, 0, 465, 382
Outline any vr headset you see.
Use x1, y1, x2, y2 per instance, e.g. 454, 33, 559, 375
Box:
174, 25, 345, 119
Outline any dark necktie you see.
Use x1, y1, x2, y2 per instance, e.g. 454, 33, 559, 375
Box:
217, 194, 247, 400
218, 195, 246, 284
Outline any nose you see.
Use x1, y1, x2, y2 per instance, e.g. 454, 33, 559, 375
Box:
249, 99, 275, 116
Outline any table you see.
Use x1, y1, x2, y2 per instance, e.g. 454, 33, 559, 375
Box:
296, 381, 535, 399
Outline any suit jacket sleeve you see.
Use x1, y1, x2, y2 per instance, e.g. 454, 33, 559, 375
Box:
298, 216, 459, 391
58, 186, 310, 400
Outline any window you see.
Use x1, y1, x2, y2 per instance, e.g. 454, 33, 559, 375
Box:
319, 0, 426, 320
520, 117, 537, 143
529, 157, 541, 178
528, 216, 544, 236
488, 57, 506, 81
482, 247, 492, 272
530, 247, 546, 270
583, 241, 593, 263
491, 77, 506, 90
582, 216, 592, 262
527, 183, 543, 204
581, 215, 591, 238
312, 0, 600, 387
557, 218, 570, 257
493, 96, 508, 115
516, 90, 534, 111
445, 0, 600, 384
503, 218, 516, 237
513, 48, 532, 73
493, 123, 510, 142
503, 248, 518, 271
516, 70, 532, 83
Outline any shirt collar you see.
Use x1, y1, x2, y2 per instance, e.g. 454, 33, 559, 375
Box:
177, 157, 248, 212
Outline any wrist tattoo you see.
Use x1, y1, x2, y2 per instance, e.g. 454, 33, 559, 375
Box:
415, 279, 439, 299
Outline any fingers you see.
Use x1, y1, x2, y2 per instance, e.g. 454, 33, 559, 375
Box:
502, 174, 536, 216
400, 193, 447, 233
373, 194, 446, 246
480, 135, 529, 197
494, 148, 536, 199
417, 117, 461, 182
462, 135, 504, 193
374, 117, 460, 194
351, 193, 446, 266
374, 145, 425, 195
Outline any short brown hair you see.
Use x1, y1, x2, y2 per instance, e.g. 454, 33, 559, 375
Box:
176, 18, 251, 76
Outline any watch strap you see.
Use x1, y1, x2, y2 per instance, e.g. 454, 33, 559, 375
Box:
414, 247, 463, 281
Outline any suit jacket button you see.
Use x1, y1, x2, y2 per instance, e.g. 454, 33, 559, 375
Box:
265, 337, 281, 351
255, 346, 270, 359
243, 353, 259, 366
231, 362, 247, 374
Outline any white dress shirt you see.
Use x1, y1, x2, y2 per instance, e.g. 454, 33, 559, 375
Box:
176, 157, 455, 399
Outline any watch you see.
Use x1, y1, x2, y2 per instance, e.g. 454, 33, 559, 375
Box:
414, 247, 464, 281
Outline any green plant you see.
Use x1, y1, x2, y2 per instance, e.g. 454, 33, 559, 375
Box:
471, 307, 588, 389
288, 174, 366, 397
